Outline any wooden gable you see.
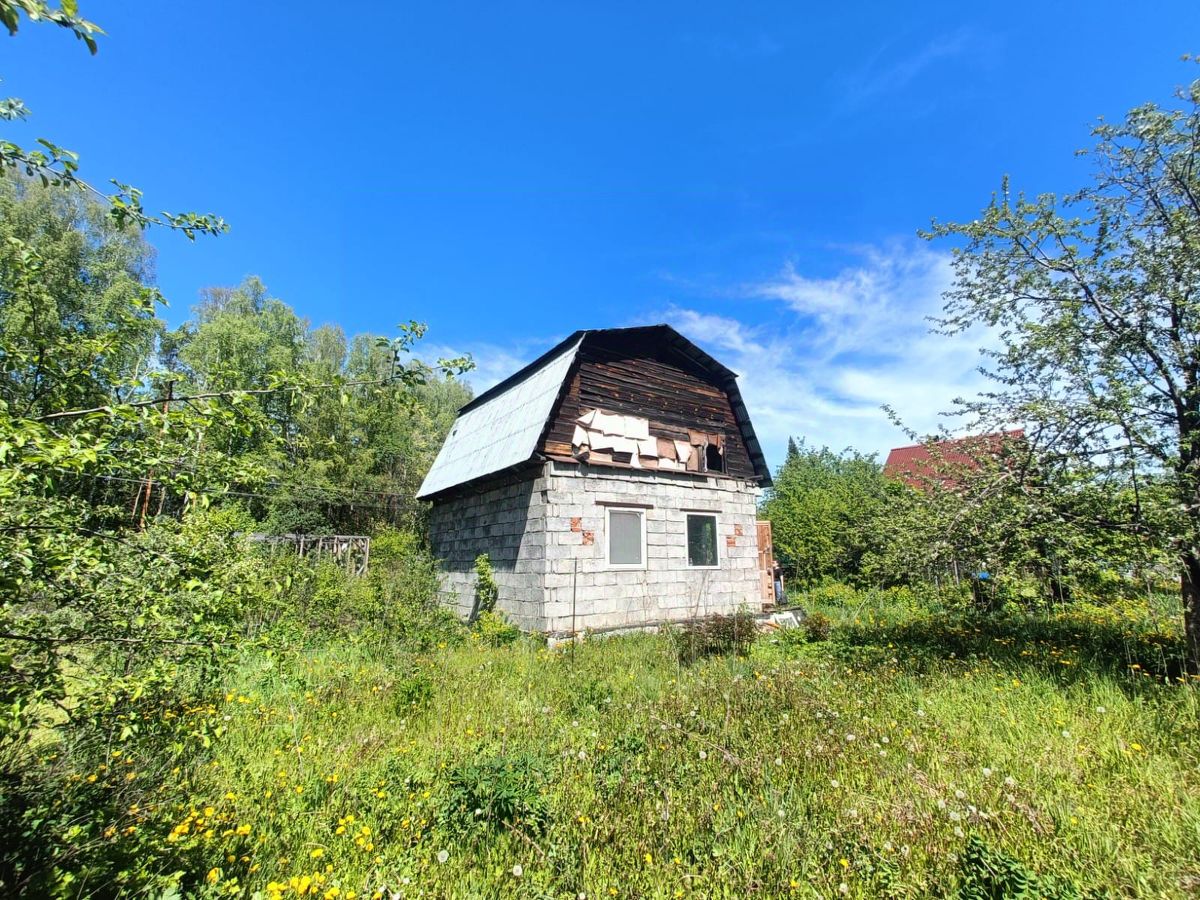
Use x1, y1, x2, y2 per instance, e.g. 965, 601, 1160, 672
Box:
540, 329, 759, 481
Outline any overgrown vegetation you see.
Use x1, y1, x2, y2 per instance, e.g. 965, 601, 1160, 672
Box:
672, 609, 759, 663
5, 580, 1195, 898
761, 440, 890, 588
3, 4, 1200, 895
762, 75, 1200, 670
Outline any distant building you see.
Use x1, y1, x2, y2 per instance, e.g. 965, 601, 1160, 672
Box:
417, 325, 775, 636
883, 430, 1026, 490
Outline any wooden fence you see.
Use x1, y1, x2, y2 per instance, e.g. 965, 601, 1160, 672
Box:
250, 534, 371, 576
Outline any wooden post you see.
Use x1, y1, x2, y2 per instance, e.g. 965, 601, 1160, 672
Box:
135, 380, 174, 529
570, 556, 578, 649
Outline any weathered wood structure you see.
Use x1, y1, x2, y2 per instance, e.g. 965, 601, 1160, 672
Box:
251, 534, 371, 576
417, 325, 774, 636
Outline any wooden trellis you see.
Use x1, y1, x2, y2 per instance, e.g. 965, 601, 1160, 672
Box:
251, 534, 371, 576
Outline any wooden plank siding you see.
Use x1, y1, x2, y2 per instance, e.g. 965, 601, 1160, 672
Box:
540, 333, 758, 481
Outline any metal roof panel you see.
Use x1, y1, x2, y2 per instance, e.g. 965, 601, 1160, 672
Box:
416, 336, 582, 498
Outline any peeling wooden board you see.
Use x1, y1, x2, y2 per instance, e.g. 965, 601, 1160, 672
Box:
539, 336, 759, 481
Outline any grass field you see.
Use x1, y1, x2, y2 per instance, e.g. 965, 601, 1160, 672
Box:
65, 594, 1196, 899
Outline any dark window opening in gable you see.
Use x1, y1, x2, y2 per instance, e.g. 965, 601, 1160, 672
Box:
704, 441, 724, 473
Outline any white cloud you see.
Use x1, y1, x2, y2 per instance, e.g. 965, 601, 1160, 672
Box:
839, 29, 975, 108
657, 242, 995, 469
421, 243, 995, 474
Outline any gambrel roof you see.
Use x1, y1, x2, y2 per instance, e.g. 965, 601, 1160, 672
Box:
417, 325, 771, 499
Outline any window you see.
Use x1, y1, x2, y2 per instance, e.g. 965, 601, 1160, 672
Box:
686, 514, 719, 568
606, 507, 645, 568
702, 437, 725, 473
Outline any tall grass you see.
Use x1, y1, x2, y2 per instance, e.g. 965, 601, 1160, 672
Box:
8, 577, 1198, 898
145, 607, 1199, 898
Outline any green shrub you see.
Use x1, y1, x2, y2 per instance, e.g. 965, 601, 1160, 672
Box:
674, 610, 758, 664
272, 528, 463, 649
392, 668, 435, 714
563, 674, 612, 716
802, 611, 832, 642
440, 752, 549, 836
797, 580, 863, 607
470, 553, 499, 621
957, 834, 1090, 899
470, 609, 520, 647
367, 527, 442, 618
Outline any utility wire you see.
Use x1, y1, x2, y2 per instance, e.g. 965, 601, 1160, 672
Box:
48, 468, 422, 513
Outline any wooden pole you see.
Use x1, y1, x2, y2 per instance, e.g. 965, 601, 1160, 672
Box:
135, 380, 173, 529
570, 556, 578, 657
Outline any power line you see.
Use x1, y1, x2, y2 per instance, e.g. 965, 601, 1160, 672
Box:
49, 468, 422, 513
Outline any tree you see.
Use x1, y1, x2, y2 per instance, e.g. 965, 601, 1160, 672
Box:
0, 175, 159, 418
785, 436, 801, 464
865, 436, 1167, 607
162, 279, 473, 533
926, 71, 1200, 669
761, 440, 888, 586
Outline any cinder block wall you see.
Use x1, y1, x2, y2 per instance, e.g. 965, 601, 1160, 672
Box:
426, 469, 548, 630
540, 460, 761, 635
427, 461, 762, 635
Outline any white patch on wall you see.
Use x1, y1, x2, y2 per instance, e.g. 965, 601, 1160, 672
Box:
570, 408, 724, 474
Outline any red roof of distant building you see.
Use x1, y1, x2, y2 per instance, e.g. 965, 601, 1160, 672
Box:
883, 430, 1025, 489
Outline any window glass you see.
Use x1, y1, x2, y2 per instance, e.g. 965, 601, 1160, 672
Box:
687, 514, 718, 567
608, 509, 643, 566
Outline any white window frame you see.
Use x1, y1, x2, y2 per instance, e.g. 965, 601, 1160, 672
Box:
604, 505, 647, 570
685, 512, 721, 569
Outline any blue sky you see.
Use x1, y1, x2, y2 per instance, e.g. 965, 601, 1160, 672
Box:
4, 2, 1198, 466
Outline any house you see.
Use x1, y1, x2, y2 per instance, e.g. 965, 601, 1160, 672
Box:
883, 430, 1026, 491
416, 325, 774, 636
